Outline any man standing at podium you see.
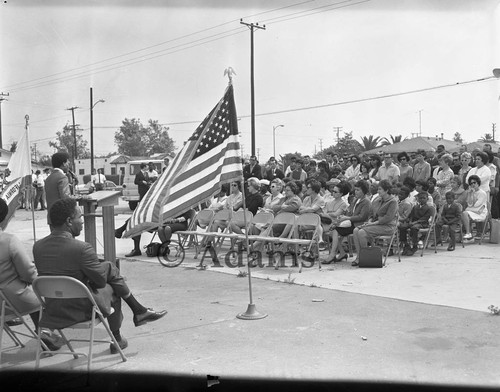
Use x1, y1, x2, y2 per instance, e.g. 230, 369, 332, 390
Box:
44, 152, 71, 213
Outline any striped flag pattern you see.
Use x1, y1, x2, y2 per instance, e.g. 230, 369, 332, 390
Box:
123, 84, 242, 238
0, 123, 32, 230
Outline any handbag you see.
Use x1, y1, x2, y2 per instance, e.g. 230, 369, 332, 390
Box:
145, 242, 162, 257
490, 219, 500, 244
358, 246, 383, 268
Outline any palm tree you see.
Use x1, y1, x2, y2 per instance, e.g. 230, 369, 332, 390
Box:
360, 135, 383, 151
381, 134, 406, 146
477, 133, 494, 143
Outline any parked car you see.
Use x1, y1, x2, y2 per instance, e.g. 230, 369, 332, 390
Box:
76, 180, 122, 195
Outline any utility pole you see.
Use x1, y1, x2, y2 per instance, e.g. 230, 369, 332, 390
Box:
492, 123, 496, 142
32, 143, 37, 162
333, 127, 343, 145
240, 19, 265, 156
66, 106, 80, 169
418, 109, 423, 136
0, 92, 9, 149
318, 138, 323, 152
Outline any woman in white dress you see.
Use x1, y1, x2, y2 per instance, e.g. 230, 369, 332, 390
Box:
462, 174, 488, 240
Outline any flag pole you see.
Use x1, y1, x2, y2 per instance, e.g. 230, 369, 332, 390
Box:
230, 70, 267, 320
25, 115, 36, 242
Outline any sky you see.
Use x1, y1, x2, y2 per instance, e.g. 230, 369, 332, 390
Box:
1, 0, 499, 162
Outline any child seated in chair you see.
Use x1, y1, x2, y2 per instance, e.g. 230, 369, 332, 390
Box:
435, 191, 461, 251
399, 192, 433, 256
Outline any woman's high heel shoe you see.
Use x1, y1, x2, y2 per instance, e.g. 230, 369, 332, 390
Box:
321, 255, 336, 264
333, 254, 348, 263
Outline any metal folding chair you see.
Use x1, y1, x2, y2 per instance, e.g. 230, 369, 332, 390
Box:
374, 222, 401, 264
0, 289, 47, 365
420, 205, 438, 257
176, 209, 215, 258
32, 276, 126, 371
279, 213, 322, 272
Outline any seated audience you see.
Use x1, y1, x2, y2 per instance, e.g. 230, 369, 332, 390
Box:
351, 180, 398, 266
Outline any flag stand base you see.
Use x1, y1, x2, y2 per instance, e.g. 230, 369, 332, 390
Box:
236, 304, 267, 320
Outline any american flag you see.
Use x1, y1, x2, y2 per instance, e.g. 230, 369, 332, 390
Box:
123, 85, 242, 238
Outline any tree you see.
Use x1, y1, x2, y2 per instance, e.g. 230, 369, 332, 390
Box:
9, 141, 17, 153
478, 133, 494, 143
38, 154, 52, 167
335, 131, 363, 156
114, 118, 176, 157
360, 135, 383, 151
49, 124, 89, 163
453, 132, 463, 143
381, 134, 406, 145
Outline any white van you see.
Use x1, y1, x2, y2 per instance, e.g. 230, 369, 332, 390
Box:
122, 159, 168, 210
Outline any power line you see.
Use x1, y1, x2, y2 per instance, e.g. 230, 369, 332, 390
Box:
1, 0, 365, 93
2, 1, 314, 91
250, 76, 498, 118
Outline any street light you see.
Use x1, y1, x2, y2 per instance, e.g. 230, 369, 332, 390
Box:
272, 124, 284, 158
90, 87, 105, 173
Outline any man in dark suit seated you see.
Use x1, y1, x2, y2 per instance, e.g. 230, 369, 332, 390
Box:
33, 198, 167, 354
263, 157, 284, 181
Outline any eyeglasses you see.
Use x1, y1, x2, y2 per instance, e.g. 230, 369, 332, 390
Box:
469, 181, 478, 185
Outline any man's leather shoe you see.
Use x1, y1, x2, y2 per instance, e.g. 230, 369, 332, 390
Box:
6, 317, 23, 326
41, 332, 64, 351
110, 337, 128, 354
125, 249, 141, 257
133, 308, 167, 327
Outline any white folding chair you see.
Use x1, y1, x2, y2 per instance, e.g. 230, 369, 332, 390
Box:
279, 213, 322, 272
176, 209, 215, 258
32, 276, 127, 371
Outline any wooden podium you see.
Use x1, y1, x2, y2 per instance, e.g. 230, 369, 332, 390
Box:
78, 191, 122, 266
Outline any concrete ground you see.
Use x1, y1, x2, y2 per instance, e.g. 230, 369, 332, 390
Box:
1, 201, 500, 391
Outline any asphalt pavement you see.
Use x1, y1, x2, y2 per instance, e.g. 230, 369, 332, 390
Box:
1, 202, 500, 391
